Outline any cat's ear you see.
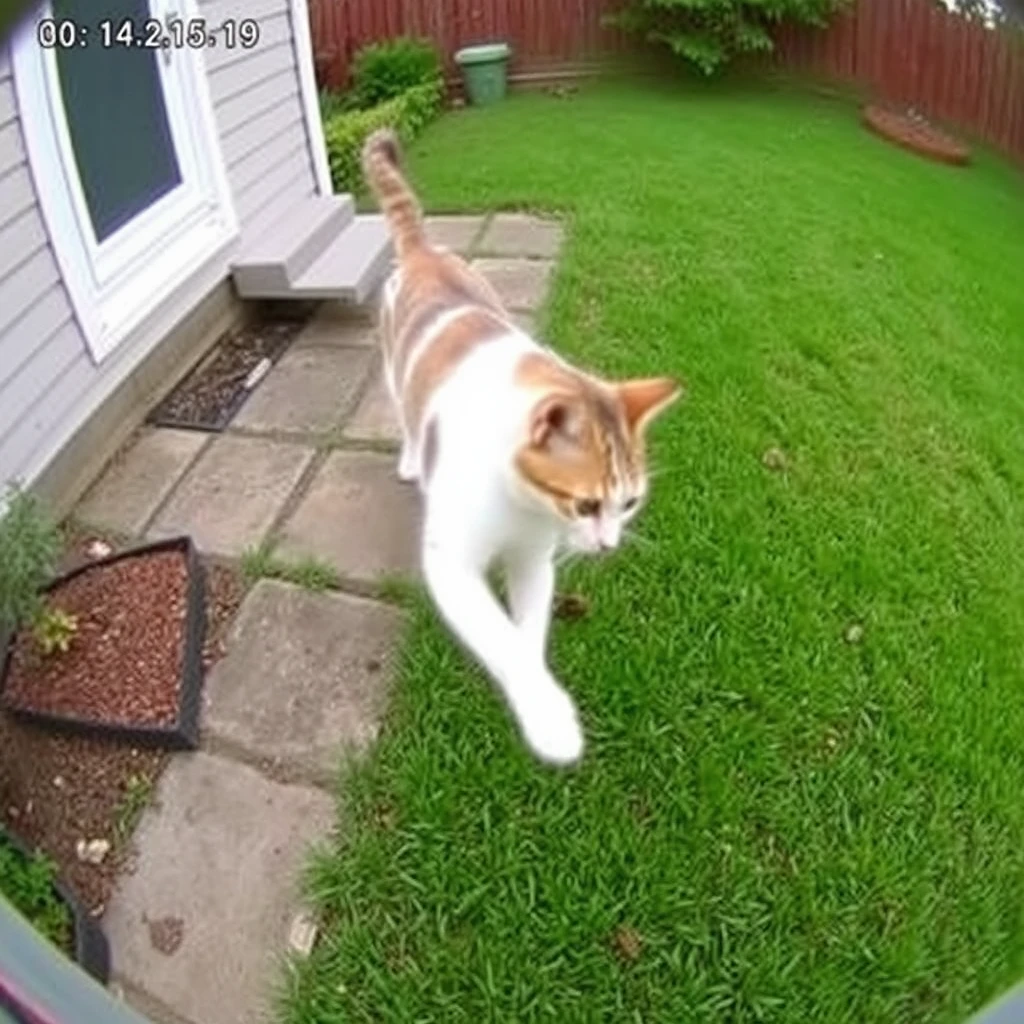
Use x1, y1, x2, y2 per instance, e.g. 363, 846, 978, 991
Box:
529, 394, 582, 449
618, 377, 683, 433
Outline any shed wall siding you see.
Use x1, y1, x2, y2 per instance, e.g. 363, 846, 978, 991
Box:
0, 0, 322, 495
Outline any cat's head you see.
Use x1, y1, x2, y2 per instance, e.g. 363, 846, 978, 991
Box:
514, 360, 682, 554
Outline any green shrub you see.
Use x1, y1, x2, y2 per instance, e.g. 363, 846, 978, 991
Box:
318, 87, 349, 122
0, 836, 72, 951
349, 37, 442, 110
607, 0, 851, 75
323, 78, 445, 193
0, 483, 61, 635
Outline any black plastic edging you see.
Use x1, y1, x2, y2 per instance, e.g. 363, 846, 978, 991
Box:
0, 826, 110, 985
0, 536, 207, 750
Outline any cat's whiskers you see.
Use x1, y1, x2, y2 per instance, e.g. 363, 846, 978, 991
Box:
647, 463, 685, 481
555, 547, 583, 569
623, 527, 656, 550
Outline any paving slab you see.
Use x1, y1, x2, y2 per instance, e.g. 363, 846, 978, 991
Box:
477, 214, 563, 259
233, 347, 373, 434
204, 580, 404, 778
104, 752, 332, 1024
75, 428, 207, 536
471, 258, 555, 312
291, 306, 378, 349
345, 365, 400, 444
512, 311, 537, 337
425, 214, 487, 254
148, 436, 314, 558
277, 450, 419, 581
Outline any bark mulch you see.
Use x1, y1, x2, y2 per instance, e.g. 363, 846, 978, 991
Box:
0, 526, 247, 916
147, 309, 312, 432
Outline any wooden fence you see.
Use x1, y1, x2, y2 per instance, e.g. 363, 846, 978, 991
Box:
308, 0, 626, 88
309, 0, 1024, 164
775, 0, 1024, 162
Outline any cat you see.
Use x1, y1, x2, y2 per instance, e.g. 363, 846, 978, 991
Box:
361, 128, 681, 767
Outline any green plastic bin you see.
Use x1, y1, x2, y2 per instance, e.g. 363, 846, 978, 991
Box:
454, 43, 511, 106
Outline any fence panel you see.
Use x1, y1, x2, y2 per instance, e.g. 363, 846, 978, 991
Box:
308, 0, 1024, 163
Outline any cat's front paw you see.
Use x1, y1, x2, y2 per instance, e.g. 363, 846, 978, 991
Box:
517, 680, 584, 767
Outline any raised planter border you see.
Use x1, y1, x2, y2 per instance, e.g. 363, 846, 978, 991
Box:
862, 103, 971, 166
0, 825, 110, 984
0, 536, 206, 750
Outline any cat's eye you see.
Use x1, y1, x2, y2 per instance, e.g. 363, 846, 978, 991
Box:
574, 498, 601, 518
623, 497, 639, 512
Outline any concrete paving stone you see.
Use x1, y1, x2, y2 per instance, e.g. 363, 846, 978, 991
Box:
233, 347, 373, 434
291, 307, 378, 349
148, 435, 314, 558
345, 365, 400, 444
425, 214, 487, 254
512, 311, 537, 337
75, 428, 206, 536
471, 258, 555, 312
477, 214, 563, 259
204, 580, 405, 777
277, 450, 420, 581
103, 752, 332, 1024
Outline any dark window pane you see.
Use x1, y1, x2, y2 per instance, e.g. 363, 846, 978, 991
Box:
52, 0, 181, 242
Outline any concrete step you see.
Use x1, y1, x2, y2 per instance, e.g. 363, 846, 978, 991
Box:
231, 194, 354, 298
287, 215, 394, 304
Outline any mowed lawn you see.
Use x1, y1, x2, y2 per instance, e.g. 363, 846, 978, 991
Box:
284, 80, 1024, 1023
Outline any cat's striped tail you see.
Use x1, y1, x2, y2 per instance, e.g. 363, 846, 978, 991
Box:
361, 128, 426, 260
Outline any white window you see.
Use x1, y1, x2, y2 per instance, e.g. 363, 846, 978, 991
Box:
12, 0, 237, 363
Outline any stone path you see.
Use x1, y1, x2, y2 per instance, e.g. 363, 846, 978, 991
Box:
72, 213, 563, 1024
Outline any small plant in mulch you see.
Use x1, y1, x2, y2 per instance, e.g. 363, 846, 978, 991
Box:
0, 486, 207, 749
113, 773, 154, 843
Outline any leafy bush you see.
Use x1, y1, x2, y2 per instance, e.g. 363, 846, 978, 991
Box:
349, 37, 442, 110
0, 483, 77, 655
0, 835, 72, 951
323, 78, 444, 193
318, 87, 349, 122
607, 0, 851, 75
0, 483, 61, 635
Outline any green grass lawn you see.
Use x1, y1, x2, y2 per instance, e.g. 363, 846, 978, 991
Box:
284, 79, 1024, 1023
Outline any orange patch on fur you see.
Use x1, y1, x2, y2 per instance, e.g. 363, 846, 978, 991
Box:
514, 350, 581, 393
618, 377, 683, 431
386, 247, 511, 389
512, 352, 646, 511
403, 308, 509, 438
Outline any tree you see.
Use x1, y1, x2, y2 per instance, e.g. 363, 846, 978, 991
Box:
606, 0, 853, 76
937, 0, 1024, 26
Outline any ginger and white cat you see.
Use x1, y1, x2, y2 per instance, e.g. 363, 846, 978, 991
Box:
361, 129, 680, 767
